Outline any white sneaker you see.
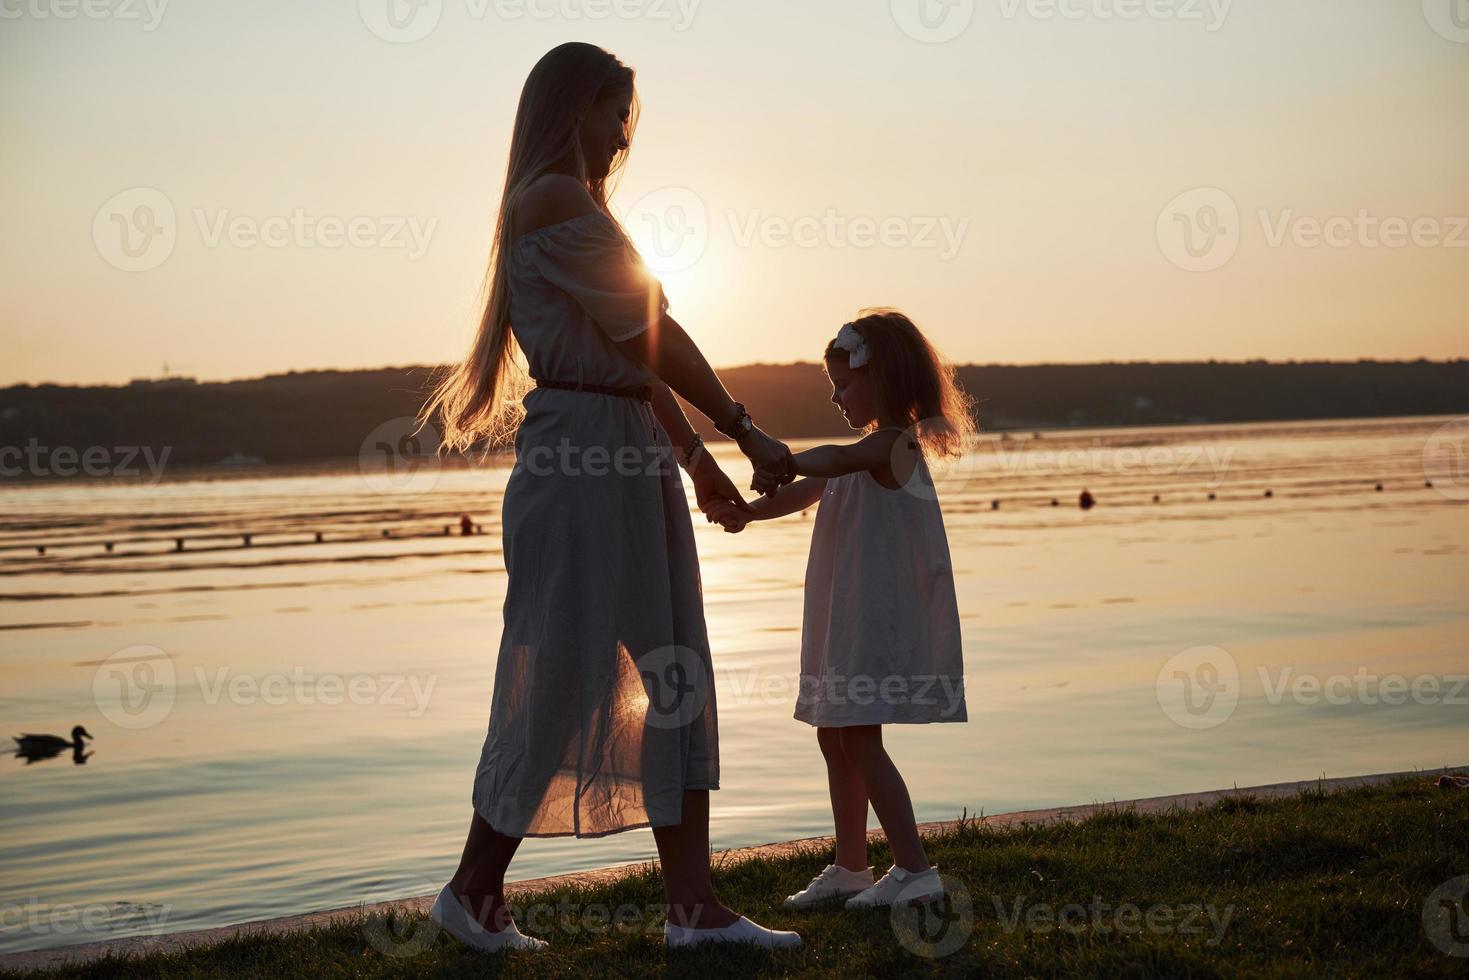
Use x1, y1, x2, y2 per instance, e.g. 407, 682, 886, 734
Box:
783, 863, 875, 909
429, 883, 547, 953
665, 914, 802, 950
844, 865, 944, 909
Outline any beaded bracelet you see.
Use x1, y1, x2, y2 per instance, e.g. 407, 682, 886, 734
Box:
679, 433, 706, 470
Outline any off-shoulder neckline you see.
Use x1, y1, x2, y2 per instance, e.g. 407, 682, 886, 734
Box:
510, 210, 610, 247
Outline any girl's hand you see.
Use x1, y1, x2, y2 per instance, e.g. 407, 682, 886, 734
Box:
704, 499, 749, 533
736, 426, 794, 496
689, 455, 755, 517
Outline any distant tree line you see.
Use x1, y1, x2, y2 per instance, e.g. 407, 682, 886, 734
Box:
2, 360, 1466, 470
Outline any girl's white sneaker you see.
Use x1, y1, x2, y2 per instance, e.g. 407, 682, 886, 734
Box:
844, 865, 944, 909
783, 863, 876, 909
665, 914, 802, 950
429, 883, 547, 953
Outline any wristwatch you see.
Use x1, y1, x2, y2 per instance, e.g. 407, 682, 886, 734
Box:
717, 401, 755, 439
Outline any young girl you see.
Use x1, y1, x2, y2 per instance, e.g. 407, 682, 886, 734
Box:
706, 308, 973, 910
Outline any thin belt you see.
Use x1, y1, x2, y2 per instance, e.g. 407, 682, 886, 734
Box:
534, 378, 653, 402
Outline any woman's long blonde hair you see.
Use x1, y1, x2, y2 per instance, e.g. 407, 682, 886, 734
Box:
420, 43, 639, 454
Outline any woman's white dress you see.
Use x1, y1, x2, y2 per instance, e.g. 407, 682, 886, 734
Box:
795, 439, 967, 727
471, 210, 719, 838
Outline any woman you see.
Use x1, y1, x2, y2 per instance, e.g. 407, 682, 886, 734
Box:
419, 43, 800, 951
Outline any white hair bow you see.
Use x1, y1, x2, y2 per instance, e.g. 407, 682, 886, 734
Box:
831, 322, 871, 368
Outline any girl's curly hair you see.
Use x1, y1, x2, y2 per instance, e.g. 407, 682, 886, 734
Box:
823, 308, 978, 459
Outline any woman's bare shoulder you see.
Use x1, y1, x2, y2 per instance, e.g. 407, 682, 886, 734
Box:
512, 175, 599, 238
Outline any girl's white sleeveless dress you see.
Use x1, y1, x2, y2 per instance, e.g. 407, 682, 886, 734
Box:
796, 436, 967, 727
471, 210, 719, 839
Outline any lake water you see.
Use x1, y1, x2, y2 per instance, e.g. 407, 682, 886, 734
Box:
2, 415, 1466, 954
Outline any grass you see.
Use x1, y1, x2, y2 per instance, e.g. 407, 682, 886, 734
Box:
11, 778, 1469, 978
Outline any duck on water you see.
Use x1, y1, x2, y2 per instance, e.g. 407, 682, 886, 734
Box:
13, 725, 93, 764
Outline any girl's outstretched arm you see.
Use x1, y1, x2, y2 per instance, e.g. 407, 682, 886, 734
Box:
749, 476, 827, 520
706, 477, 825, 532
789, 429, 904, 479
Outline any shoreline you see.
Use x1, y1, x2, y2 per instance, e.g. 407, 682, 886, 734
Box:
0, 411, 1455, 491
4, 765, 1462, 973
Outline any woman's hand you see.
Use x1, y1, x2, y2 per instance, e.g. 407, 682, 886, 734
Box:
736, 425, 795, 497
688, 454, 755, 518
704, 499, 750, 533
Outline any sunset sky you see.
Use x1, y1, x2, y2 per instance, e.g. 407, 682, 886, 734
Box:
2, 0, 1466, 387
